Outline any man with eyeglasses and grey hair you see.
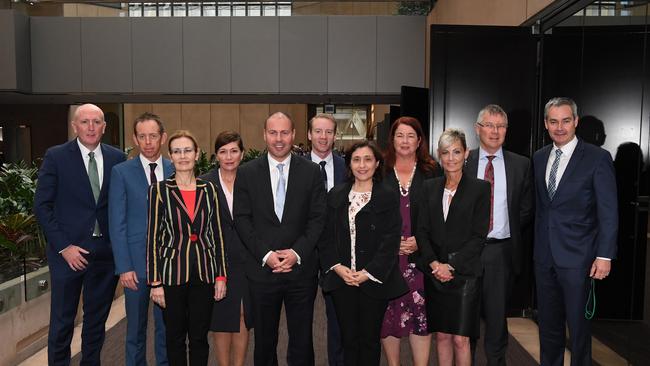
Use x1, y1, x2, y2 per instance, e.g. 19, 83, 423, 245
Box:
466, 104, 533, 366
109, 112, 173, 366
533, 97, 617, 366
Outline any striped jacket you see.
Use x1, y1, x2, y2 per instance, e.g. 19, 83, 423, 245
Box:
146, 175, 227, 285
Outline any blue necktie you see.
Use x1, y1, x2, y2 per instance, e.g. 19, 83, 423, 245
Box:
275, 163, 286, 220
547, 149, 562, 199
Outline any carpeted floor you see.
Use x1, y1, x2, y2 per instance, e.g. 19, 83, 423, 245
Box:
72, 292, 538, 365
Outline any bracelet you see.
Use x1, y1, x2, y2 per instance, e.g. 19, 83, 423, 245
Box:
216, 276, 227, 282
150, 283, 163, 288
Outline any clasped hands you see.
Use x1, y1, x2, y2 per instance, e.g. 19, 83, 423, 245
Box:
399, 236, 418, 255
333, 265, 370, 287
266, 249, 298, 273
429, 260, 454, 282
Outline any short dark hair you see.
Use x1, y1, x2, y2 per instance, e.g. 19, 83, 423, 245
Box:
214, 130, 244, 153
133, 112, 165, 135
345, 140, 384, 182
308, 113, 337, 133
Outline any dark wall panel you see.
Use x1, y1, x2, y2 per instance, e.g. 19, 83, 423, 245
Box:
183, 18, 231, 93
13, 12, 31, 92
81, 18, 132, 93
328, 16, 377, 93
31, 17, 81, 93
132, 18, 183, 93
377, 16, 425, 92
231, 17, 279, 94
0, 11, 18, 90
279, 16, 327, 94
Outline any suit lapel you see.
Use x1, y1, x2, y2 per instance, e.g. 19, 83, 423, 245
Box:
282, 155, 302, 223
162, 158, 174, 179
503, 151, 514, 212
69, 140, 96, 205
431, 177, 446, 241
213, 173, 233, 224
130, 156, 149, 189
466, 149, 479, 177
260, 155, 279, 223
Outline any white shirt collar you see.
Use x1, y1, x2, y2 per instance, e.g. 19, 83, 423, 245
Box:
268, 153, 291, 169
77, 139, 102, 158
139, 153, 163, 167
552, 135, 578, 156
479, 147, 503, 160
310, 151, 333, 164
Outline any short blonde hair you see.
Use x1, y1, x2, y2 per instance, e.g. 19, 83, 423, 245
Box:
438, 128, 467, 151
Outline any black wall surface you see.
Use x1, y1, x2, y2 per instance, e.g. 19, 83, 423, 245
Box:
429, 21, 650, 319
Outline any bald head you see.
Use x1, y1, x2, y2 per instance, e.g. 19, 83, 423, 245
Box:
71, 103, 106, 150
264, 112, 294, 130
73, 104, 104, 123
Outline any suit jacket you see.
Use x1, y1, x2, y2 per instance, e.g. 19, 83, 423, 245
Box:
533, 139, 618, 268
200, 168, 247, 268
415, 174, 491, 277
146, 176, 227, 285
383, 165, 441, 263
34, 139, 125, 271
306, 152, 347, 186
319, 182, 408, 299
465, 149, 533, 274
234, 153, 327, 282
108, 156, 173, 278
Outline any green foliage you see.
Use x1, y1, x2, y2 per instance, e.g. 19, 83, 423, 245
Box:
242, 148, 263, 163
0, 162, 46, 261
194, 150, 217, 176
397, 1, 432, 15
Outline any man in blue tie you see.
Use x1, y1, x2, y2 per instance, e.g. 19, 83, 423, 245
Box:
234, 112, 327, 366
533, 97, 618, 366
306, 113, 346, 366
109, 113, 173, 366
34, 104, 126, 365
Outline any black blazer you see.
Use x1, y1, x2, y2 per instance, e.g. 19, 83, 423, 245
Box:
234, 153, 327, 282
416, 174, 491, 277
319, 182, 408, 299
146, 175, 227, 286
200, 169, 247, 268
465, 149, 533, 274
383, 165, 442, 263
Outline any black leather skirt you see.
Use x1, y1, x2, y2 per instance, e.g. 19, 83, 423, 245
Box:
426, 274, 482, 337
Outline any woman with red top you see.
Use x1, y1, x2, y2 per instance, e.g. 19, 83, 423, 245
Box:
147, 130, 227, 366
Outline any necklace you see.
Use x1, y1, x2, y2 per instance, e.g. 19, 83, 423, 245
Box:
394, 162, 417, 197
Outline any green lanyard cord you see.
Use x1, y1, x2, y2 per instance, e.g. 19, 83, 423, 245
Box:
585, 278, 596, 320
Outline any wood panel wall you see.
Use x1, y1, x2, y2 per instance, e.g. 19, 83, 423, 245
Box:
123, 103, 308, 156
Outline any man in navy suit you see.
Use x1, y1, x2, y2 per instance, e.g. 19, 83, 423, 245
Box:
34, 104, 126, 365
533, 97, 618, 366
109, 113, 173, 366
234, 112, 327, 366
306, 113, 346, 366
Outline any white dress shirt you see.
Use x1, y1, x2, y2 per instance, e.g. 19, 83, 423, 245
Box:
139, 154, 164, 184
263, 153, 300, 266
477, 148, 511, 239
311, 151, 334, 191
77, 139, 104, 188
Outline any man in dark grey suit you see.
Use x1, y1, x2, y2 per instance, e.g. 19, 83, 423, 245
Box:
306, 113, 346, 366
466, 104, 533, 366
234, 112, 327, 366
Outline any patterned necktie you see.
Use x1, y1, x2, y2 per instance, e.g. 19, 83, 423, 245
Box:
88, 152, 101, 236
275, 163, 286, 220
484, 155, 496, 232
547, 149, 563, 199
149, 162, 158, 185
319, 161, 328, 190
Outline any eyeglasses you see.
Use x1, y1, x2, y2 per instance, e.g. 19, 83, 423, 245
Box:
170, 147, 195, 156
136, 133, 161, 141
477, 122, 508, 131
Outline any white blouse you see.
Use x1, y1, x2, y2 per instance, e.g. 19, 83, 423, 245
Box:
348, 190, 372, 272
442, 188, 456, 222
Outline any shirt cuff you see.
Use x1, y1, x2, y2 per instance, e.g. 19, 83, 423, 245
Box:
596, 257, 611, 261
262, 251, 272, 267
59, 245, 71, 254
290, 249, 301, 265
363, 270, 382, 284
215, 276, 227, 282
327, 263, 341, 273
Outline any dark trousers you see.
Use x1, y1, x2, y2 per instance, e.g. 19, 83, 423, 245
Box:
330, 285, 389, 366
535, 263, 592, 366
249, 277, 318, 366
323, 291, 345, 366
124, 278, 168, 366
47, 237, 118, 366
162, 272, 214, 366
472, 240, 514, 366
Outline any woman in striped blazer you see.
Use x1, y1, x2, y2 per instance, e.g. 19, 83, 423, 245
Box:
147, 130, 228, 366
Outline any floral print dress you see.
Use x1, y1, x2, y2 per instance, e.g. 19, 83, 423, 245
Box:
380, 192, 429, 338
